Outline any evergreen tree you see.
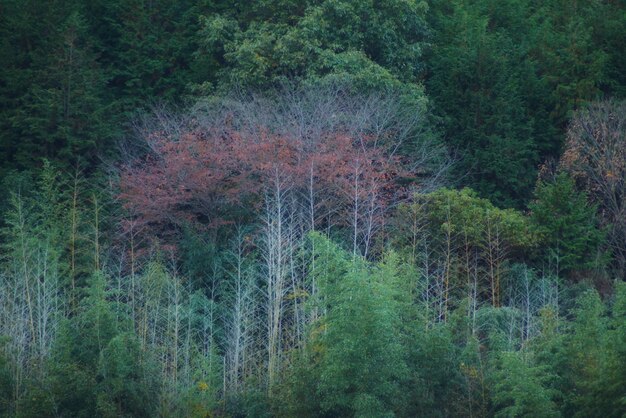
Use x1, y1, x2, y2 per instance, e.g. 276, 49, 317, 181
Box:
561, 289, 609, 417
426, 0, 540, 206
0, 3, 115, 174
426, 0, 623, 206
529, 172, 605, 276
599, 283, 626, 416
20, 272, 157, 418
491, 351, 560, 417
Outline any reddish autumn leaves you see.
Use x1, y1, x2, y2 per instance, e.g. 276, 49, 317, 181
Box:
118, 88, 448, 257
120, 124, 402, 239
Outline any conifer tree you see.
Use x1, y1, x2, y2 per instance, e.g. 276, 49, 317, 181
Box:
529, 172, 605, 276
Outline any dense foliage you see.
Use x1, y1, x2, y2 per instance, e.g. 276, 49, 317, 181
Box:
0, 0, 624, 417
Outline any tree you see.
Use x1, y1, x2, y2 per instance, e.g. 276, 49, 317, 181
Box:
529, 172, 605, 276
96, 332, 157, 418
403, 324, 464, 417
120, 87, 446, 256
195, 0, 428, 94
260, 171, 299, 389
0, 5, 115, 174
548, 285, 626, 418
0, 172, 64, 411
529, 0, 612, 131
522, 288, 626, 417
0, 338, 14, 416
426, 0, 622, 207
305, 233, 408, 417
127, 261, 223, 416
491, 351, 560, 418
223, 227, 258, 394
394, 188, 533, 314
18, 272, 156, 418
599, 283, 626, 417
86, 0, 213, 108
426, 0, 539, 207
560, 99, 626, 276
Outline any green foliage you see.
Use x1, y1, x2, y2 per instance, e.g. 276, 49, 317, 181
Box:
0, 338, 13, 417
527, 307, 566, 402
180, 226, 224, 289
475, 306, 523, 351
86, 0, 213, 107
425, 188, 533, 248
403, 325, 464, 417
491, 351, 560, 417
181, 346, 223, 418
0, 4, 117, 174
426, 0, 624, 206
196, 0, 428, 94
395, 188, 535, 308
561, 289, 609, 417
3, 162, 65, 269
96, 332, 157, 418
0, 0, 625, 415
0, 0, 216, 175
529, 0, 614, 128
529, 173, 605, 275
2, 162, 103, 299
602, 283, 626, 415
19, 273, 157, 418
316, 240, 406, 416
457, 335, 490, 417
287, 233, 408, 417
426, 0, 540, 206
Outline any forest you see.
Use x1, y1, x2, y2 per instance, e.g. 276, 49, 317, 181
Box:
0, 0, 625, 417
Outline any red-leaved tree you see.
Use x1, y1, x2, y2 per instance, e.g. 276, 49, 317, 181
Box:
119, 86, 449, 388
119, 87, 448, 257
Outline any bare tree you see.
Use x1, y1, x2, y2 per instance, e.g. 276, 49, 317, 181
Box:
0, 192, 62, 411
259, 169, 300, 389
560, 99, 626, 276
122, 84, 450, 248
483, 212, 509, 308
118, 84, 452, 390
223, 226, 258, 393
